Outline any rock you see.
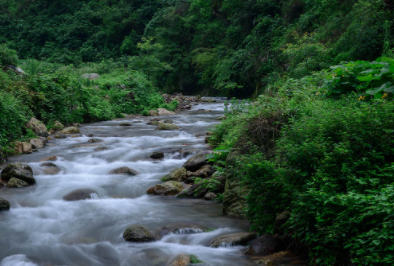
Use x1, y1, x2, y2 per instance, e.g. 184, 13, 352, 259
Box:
167, 255, 190, 266
14, 141, 33, 154
209, 232, 257, 247
184, 177, 197, 184
275, 211, 291, 234
148, 110, 159, 116
257, 260, 274, 266
88, 138, 104, 143
30, 138, 45, 149
40, 162, 61, 175
204, 192, 216, 200
63, 188, 98, 201
244, 235, 285, 255
39, 136, 48, 144
159, 224, 206, 238
150, 152, 164, 159
0, 198, 10, 211
119, 122, 132, 126
158, 108, 176, 115
162, 168, 187, 182
48, 128, 55, 135
178, 174, 225, 198
149, 118, 161, 121
81, 73, 100, 80
7, 177, 29, 188
201, 98, 216, 103
155, 123, 180, 130
147, 181, 184, 196
55, 134, 67, 139
133, 121, 143, 123
40, 156, 57, 162
61, 127, 80, 134
191, 165, 215, 178
95, 147, 110, 151
72, 123, 81, 127
123, 225, 155, 242
164, 119, 173, 123
53, 121, 64, 130
147, 121, 160, 125
1, 163, 35, 184
109, 166, 138, 176
182, 151, 212, 171
26, 117, 48, 137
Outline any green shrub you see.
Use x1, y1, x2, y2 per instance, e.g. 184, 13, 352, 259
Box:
0, 44, 18, 66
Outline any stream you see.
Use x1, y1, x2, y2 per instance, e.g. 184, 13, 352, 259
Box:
0, 98, 255, 266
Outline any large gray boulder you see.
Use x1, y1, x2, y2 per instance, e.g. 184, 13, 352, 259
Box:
7, 177, 29, 188
26, 117, 48, 137
123, 225, 155, 242
14, 141, 33, 154
1, 163, 35, 185
0, 198, 10, 211
30, 138, 45, 149
158, 108, 176, 115
162, 168, 187, 182
182, 151, 212, 171
147, 181, 184, 196
209, 232, 257, 247
63, 188, 98, 201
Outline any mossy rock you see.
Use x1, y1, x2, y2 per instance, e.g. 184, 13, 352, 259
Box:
147, 181, 184, 196
1, 163, 35, 184
123, 225, 155, 242
155, 123, 180, 130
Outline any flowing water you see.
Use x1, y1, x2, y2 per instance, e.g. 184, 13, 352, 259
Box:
0, 98, 255, 266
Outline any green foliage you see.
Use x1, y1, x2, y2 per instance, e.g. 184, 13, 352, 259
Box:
189, 254, 203, 264
0, 43, 18, 66
324, 57, 394, 99
193, 177, 221, 196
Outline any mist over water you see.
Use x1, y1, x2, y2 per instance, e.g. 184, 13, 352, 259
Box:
0, 98, 254, 266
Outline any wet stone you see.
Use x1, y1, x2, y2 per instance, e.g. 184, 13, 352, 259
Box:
150, 152, 164, 159
0, 197, 10, 211
88, 138, 104, 143
63, 188, 98, 201
123, 225, 155, 242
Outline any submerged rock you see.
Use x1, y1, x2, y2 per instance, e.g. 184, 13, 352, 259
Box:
0, 198, 10, 211
40, 162, 61, 175
14, 141, 33, 154
182, 151, 212, 171
244, 235, 285, 255
40, 156, 58, 162
155, 123, 180, 130
95, 147, 110, 151
88, 138, 104, 143
7, 177, 29, 188
26, 117, 48, 137
119, 122, 132, 126
1, 163, 35, 185
162, 168, 187, 182
109, 167, 138, 176
123, 225, 155, 242
147, 181, 184, 196
209, 232, 257, 248
63, 188, 98, 201
61, 127, 80, 134
150, 151, 164, 159
167, 255, 190, 266
147, 120, 160, 125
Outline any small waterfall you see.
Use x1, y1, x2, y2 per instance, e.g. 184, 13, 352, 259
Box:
90, 193, 99, 199
216, 242, 235, 248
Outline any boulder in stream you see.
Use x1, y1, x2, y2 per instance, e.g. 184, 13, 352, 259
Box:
88, 138, 104, 143
159, 224, 206, 238
40, 156, 58, 162
244, 235, 285, 255
162, 168, 187, 182
1, 163, 35, 185
209, 232, 257, 248
40, 162, 62, 175
53, 121, 65, 130
147, 120, 160, 125
0, 198, 10, 211
61, 127, 80, 134
26, 117, 48, 137
123, 225, 155, 242
119, 122, 132, 126
63, 188, 98, 201
147, 181, 184, 196
182, 151, 212, 171
155, 123, 180, 130
109, 167, 138, 176
163, 119, 173, 123
7, 177, 29, 188
150, 151, 164, 159
30, 138, 45, 149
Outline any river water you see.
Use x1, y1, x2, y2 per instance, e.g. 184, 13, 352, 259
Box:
0, 99, 255, 266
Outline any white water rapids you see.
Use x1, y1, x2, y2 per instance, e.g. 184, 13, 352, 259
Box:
0, 98, 254, 266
